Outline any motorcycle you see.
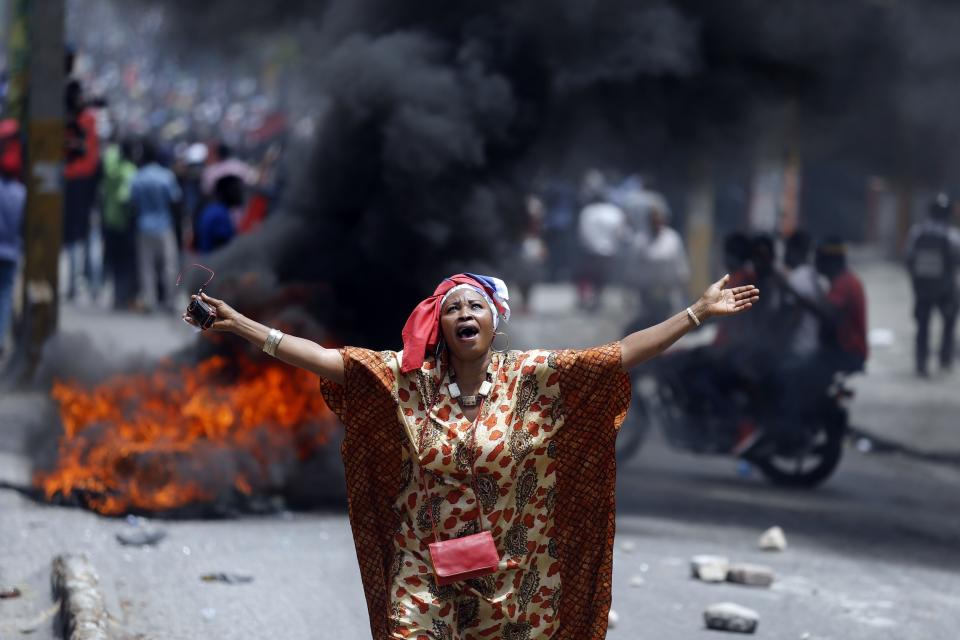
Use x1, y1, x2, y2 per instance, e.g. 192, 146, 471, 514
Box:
616, 345, 852, 487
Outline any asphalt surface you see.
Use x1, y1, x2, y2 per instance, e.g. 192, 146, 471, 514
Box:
1, 256, 959, 639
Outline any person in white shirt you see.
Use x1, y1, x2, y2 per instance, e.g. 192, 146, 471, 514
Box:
634, 204, 690, 322
576, 199, 628, 311
781, 231, 824, 358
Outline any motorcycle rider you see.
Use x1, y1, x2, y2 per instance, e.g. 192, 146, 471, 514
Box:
905, 193, 960, 376
770, 238, 867, 445
812, 238, 868, 373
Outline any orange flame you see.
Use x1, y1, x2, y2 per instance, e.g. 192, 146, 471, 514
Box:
34, 354, 336, 515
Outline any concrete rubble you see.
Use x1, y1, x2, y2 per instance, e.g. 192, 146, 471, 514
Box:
704, 602, 760, 634
52, 553, 110, 640
691, 555, 730, 583
726, 563, 775, 587
758, 526, 788, 552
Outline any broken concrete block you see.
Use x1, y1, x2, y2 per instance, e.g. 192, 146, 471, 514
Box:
52, 554, 110, 640
727, 563, 775, 587
691, 555, 730, 583
704, 602, 759, 633
758, 526, 787, 551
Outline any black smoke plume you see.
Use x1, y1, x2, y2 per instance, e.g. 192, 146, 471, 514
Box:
97, 0, 960, 343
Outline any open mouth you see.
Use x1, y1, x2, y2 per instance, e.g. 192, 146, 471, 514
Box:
456, 325, 480, 340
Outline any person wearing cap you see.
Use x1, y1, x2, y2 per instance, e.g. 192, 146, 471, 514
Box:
184, 272, 758, 639
905, 194, 960, 376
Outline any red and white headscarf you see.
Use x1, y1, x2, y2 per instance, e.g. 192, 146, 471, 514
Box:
400, 273, 510, 373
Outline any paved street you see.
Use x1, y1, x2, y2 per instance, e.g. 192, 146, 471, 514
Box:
2, 254, 960, 639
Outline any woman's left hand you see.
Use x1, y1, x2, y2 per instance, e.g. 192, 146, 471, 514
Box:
697, 274, 760, 319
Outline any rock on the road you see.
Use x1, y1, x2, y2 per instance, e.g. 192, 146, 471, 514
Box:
691, 555, 730, 583
727, 563, 775, 587
704, 602, 759, 634
758, 526, 788, 551
52, 554, 110, 640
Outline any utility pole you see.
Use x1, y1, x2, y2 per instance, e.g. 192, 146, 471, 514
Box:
5, 0, 65, 383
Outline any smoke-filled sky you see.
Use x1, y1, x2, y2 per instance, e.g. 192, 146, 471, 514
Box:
74, 0, 960, 346
141, 0, 960, 173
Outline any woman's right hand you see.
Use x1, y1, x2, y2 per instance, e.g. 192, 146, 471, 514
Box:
182, 292, 242, 333
182, 292, 346, 384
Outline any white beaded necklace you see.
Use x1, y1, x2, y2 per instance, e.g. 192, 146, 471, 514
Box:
448, 360, 495, 408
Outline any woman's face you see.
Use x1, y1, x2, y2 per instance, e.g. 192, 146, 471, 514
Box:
439, 288, 495, 362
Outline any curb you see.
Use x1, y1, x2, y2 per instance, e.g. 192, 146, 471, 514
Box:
51, 554, 110, 640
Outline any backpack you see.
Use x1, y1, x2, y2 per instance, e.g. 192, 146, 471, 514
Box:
909, 228, 955, 296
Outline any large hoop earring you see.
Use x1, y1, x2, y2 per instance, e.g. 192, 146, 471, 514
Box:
493, 331, 511, 352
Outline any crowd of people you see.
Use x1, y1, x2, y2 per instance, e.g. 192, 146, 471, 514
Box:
60, 53, 288, 313
0, 23, 956, 386
66, 1, 304, 152
65, 131, 285, 312
515, 170, 690, 318
511, 168, 879, 441
517, 169, 960, 383
509, 171, 960, 453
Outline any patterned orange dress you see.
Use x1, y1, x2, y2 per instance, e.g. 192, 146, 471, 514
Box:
320, 343, 630, 640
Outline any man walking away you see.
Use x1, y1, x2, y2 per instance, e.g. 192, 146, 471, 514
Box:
905, 193, 960, 376
130, 139, 181, 313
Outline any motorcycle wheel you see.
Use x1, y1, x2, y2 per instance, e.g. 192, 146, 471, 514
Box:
753, 418, 844, 488
616, 374, 655, 462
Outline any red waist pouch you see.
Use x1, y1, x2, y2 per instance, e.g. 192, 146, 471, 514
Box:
428, 531, 500, 585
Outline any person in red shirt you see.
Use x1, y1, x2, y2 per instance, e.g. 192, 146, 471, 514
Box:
813, 238, 869, 372
776, 237, 869, 371
63, 79, 101, 301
